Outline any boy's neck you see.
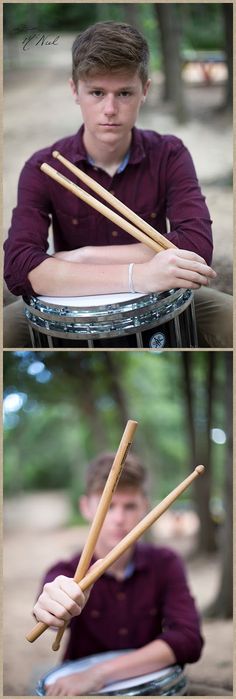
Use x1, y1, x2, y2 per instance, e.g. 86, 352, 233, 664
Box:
94, 545, 134, 581
83, 129, 132, 177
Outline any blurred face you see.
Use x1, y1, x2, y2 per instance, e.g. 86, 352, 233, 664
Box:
80, 488, 148, 554
70, 71, 150, 151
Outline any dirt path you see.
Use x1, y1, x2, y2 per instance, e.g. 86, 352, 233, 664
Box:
3, 492, 233, 696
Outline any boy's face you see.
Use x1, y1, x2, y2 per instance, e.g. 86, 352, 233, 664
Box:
70, 70, 150, 150
80, 488, 148, 552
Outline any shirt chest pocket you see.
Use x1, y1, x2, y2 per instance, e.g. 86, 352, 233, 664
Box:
53, 207, 107, 247
134, 207, 167, 236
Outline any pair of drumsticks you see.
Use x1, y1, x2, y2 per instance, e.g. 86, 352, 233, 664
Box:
26, 420, 204, 648
40, 152, 176, 254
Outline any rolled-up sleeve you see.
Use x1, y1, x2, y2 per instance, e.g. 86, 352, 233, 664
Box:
163, 137, 213, 265
4, 159, 52, 295
156, 551, 204, 664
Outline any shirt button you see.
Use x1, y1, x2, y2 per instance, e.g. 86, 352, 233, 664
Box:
90, 609, 100, 618
116, 592, 126, 601
72, 218, 78, 225
151, 212, 157, 219
119, 627, 128, 636
112, 230, 118, 237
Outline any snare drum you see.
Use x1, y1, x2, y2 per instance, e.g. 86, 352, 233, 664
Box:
23, 288, 197, 349
36, 651, 187, 695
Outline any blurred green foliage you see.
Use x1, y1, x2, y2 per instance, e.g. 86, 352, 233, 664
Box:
3, 3, 225, 64
4, 351, 229, 513
179, 3, 225, 50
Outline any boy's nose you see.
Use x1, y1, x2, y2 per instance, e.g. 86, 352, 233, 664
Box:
111, 507, 124, 523
103, 94, 117, 116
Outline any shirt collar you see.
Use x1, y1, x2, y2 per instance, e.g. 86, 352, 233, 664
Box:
71, 125, 146, 170
90, 543, 149, 582
87, 149, 130, 174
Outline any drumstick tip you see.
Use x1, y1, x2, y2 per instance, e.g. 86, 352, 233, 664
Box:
52, 150, 59, 158
195, 465, 205, 475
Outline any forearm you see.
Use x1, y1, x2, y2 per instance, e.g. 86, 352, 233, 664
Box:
54, 243, 155, 265
28, 257, 130, 296
93, 243, 155, 264
97, 640, 176, 687
28, 247, 216, 297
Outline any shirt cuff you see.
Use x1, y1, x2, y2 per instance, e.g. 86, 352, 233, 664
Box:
156, 629, 203, 665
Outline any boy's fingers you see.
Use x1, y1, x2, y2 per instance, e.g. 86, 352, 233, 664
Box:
73, 559, 104, 603
175, 269, 210, 286
34, 607, 65, 628
83, 559, 103, 599
57, 577, 86, 606
176, 258, 216, 277
157, 249, 207, 265
174, 249, 208, 265
46, 588, 83, 617
37, 565, 102, 630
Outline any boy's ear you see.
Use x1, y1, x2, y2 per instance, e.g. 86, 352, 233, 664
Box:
79, 495, 92, 521
142, 78, 151, 102
69, 78, 80, 104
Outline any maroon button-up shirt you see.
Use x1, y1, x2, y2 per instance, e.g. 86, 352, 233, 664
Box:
41, 543, 203, 666
4, 126, 213, 296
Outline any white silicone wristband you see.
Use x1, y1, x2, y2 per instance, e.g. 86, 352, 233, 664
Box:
128, 263, 135, 293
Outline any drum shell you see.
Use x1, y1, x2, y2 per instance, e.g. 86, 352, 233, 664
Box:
24, 289, 197, 349
36, 652, 187, 696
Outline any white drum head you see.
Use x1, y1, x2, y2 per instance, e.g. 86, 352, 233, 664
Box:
38, 292, 145, 307
41, 653, 183, 694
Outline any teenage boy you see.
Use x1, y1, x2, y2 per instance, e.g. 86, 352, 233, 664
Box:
4, 21, 232, 347
34, 453, 203, 696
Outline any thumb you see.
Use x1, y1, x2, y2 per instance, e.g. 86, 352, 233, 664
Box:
83, 559, 103, 602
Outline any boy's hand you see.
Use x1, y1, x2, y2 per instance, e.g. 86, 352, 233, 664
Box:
134, 248, 217, 293
33, 575, 90, 628
45, 667, 105, 696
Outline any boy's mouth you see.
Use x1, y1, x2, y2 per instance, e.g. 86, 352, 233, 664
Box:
110, 529, 127, 539
99, 123, 121, 127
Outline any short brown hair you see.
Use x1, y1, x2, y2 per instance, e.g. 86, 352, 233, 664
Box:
84, 451, 149, 496
72, 21, 149, 86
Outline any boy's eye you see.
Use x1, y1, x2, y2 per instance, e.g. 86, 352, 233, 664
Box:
89, 90, 132, 98
91, 90, 103, 97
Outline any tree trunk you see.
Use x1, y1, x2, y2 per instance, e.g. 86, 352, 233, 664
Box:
193, 353, 217, 553
154, 4, 186, 122
207, 353, 233, 617
104, 353, 130, 426
181, 353, 196, 462
222, 4, 233, 108
182, 353, 217, 553
51, 352, 108, 452
123, 4, 141, 30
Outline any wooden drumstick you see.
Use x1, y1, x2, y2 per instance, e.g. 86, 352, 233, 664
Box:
27, 465, 204, 644
40, 163, 163, 254
52, 150, 175, 251
26, 419, 138, 646
52, 419, 137, 651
